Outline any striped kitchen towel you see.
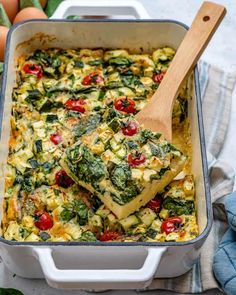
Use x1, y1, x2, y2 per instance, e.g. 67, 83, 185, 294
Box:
141, 61, 236, 294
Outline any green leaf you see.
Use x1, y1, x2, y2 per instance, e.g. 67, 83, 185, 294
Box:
110, 164, 131, 190
108, 57, 131, 66
20, 0, 43, 10
79, 231, 97, 242
0, 288, 24, 295
162, 196, 194, 216
139, 129, 161, 144
46, 114, 58, 123
45, 0, 64, 17
34, 139, 43, 153
0, 4, 11, 28
88, 60, 103, 66
73, 114, 101, 138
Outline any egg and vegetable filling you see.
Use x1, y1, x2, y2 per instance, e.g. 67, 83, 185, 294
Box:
61, 118, 186, 219
2, 47, 198, 242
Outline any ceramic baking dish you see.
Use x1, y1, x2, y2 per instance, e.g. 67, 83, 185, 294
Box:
0, 13, 212, 290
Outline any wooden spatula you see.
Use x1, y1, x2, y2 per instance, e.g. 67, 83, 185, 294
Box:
135, 1, 226, 141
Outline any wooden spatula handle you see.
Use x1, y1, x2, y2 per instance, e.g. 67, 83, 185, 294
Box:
136, 1, 226, 131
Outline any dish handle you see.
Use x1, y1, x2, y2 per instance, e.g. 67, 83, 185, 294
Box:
33, 246, 166, 289
51, 0, 151, 19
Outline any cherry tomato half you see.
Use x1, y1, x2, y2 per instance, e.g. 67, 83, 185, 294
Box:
128, 153, 146, 167
55, 170, 74, 188
50, 133, 62, 145
99, 231, 120, 241
161, 216, 182, 234
153, 72, 165, 83
121, 121, 138, 136
23, 63, 43, 79
82, 72, 103, 85
114, 97, 136, 114
35, 212, 53, 231
146, 197, 162, 213
65, 99, 86, 113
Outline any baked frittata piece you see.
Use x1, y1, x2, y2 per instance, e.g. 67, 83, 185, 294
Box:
61, 118, 186, 219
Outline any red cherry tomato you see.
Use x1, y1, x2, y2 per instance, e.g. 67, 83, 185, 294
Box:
146, 197, 162, 213
82, 72, 103, 85
121, 121, 138, 136
23, 63, 43, 79
35, 212, 53, 230
153, 72, 165, 83
50, 133, 62, 145
65, 99, 86, 113
114, 97, 136, 114
161, 216, 182, 234
128, 153, 146, 167
99, 231, 120, 241
55, 170, 74, 188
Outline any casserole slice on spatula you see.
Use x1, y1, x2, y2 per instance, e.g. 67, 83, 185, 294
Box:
61, 117, 186, 219
61, 1, 226, 219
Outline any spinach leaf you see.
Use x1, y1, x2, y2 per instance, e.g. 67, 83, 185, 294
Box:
98, 90, 106, 101
162, 196, 194, 216
40, 232, 51, 241
73, 86, 97, 94
110, 164, 131, 190
40, 100, 63, 112
74, 199, 90, 226
139, 129, 161, 144
121, 75, 143, 88
75, 147, 106, 184
60, 203, 76, 222
46, 114, 58, 123
149, 143, 163, 157
108, 57, 131, 66
126, 141, 138, 150
146, 228, 158, 239
34, 140, 43, 153
28, 158, 39, 169
79, 231, 97, 241
33, 50, 61, 69
21, 176, 34, 193
106, 81, 122, 89
26, 89, 41, 102
88, 60, 103, 66
73, 114, 101, 138
108, 118, 120, 133
74, 61, 84, 68
60, 200, 90, 226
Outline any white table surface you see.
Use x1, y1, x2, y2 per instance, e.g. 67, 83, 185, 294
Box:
1, 0, 235, 294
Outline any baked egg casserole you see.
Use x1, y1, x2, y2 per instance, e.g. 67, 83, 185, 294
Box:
2, 47, 198, 242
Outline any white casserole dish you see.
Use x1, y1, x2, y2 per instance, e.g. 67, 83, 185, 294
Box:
0, 13, 212, 290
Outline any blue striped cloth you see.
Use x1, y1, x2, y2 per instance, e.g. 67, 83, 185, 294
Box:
213, 192, 236, 295
143, 61, 236, 294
